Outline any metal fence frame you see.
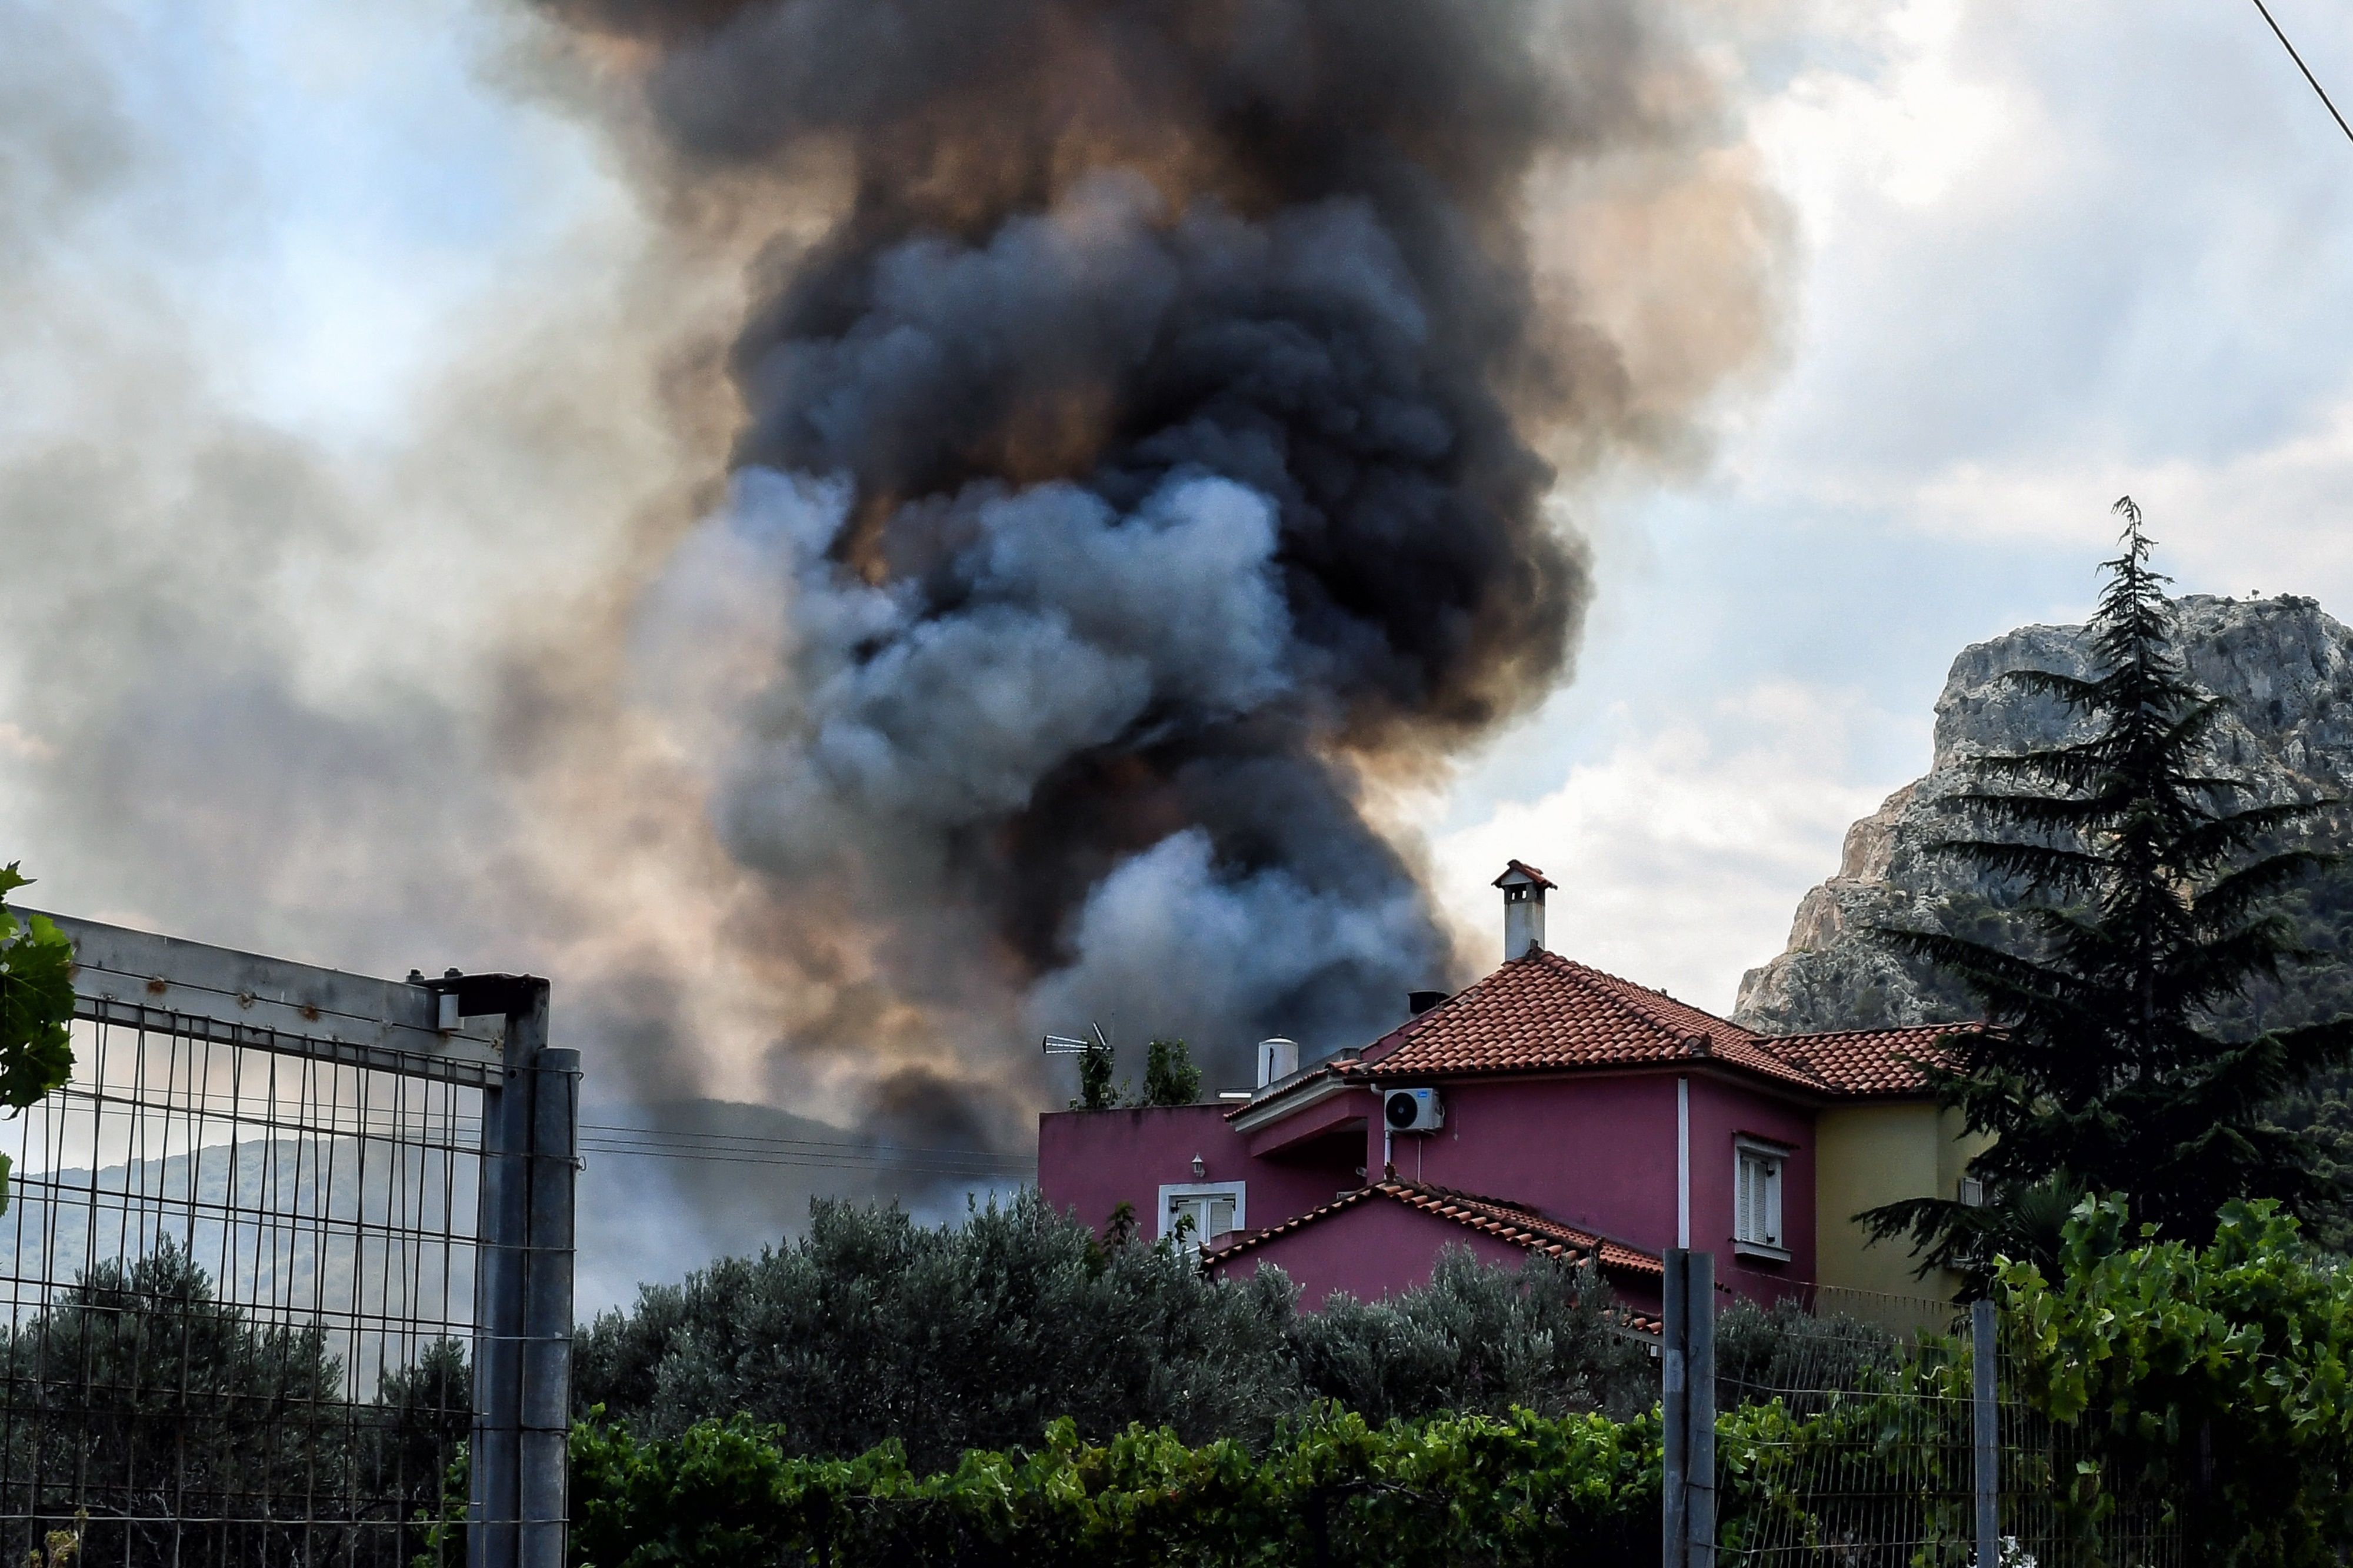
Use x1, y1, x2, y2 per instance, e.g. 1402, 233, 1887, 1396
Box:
1665, 1249, 2178, 1568
20, 911, 576, 1568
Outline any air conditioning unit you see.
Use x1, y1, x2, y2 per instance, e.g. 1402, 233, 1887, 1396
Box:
1384, 1087, 1444, 1133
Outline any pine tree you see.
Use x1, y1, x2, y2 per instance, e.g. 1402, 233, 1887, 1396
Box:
1865, 499, 2353, 1273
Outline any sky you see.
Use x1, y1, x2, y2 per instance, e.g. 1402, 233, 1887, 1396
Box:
1427, 0, 2353, 1007
2, 0, 2351, 1083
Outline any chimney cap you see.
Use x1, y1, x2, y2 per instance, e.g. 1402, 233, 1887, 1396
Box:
1491, 859, 1557, 891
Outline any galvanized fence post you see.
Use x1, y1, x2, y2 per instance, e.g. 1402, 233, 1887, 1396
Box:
1663, 1249, 1688, 1568
1687, 1251, 1716, 1568
1973, 1297, 1998, 1568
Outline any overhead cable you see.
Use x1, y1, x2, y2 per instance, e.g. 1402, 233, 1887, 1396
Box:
2252, 0, 2353, 147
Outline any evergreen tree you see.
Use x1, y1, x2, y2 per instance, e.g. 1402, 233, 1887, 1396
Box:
1865, 499, 2353, 1273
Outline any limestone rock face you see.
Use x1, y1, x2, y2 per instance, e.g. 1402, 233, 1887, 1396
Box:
1732, 595, 2353, 1035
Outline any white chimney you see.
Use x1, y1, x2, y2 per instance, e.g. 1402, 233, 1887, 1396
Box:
1492, 860, 1555, 960
1256, 1037, 1299, 1087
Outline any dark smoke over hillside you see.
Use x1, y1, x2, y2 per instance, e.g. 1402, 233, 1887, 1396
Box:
544, 0, 1785, 1126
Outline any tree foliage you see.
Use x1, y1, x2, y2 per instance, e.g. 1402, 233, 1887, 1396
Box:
1141, 1037, 1203, 1107
1867, 501, 2353, 1271
1999, 1195, 2353, 1567
0, 864, 75, 1212
571, 1193, 1652, 1472
1069, 1036, 1202, 1109
1072, 1034, 1118, 1110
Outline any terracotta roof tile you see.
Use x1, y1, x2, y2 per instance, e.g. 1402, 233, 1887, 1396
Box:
1757, 1023, 1980, 1096
1207, 1180, 1663, 1298
1355, 950, 1818, 1090
1345, 950, 1981, 1100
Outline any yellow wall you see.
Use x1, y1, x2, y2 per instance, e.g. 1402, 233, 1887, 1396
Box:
1815, 1102, 1991, 1313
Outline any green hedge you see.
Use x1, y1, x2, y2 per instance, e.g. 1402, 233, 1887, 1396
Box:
568, 1404, 1661, 1567
563, 1199, 2353, 1567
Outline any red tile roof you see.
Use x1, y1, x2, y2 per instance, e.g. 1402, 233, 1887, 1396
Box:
1761, 1024, 1971, 1095
1206, 1180, 1663, 1330
1347, 950, 1979, 1100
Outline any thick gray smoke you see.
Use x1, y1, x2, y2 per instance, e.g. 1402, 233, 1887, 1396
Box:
0, 0, 1784, 1281
552, 0, 1788, 1112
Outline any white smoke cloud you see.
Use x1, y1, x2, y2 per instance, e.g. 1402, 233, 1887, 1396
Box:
701, 461, 1296, 867
1025, 826, 1438, 1072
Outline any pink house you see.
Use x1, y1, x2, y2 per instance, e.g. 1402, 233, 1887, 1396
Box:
1038, 862, 1985, 1321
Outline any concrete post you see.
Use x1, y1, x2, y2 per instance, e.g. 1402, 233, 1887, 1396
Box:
472, 1050, 526, 1567
1661, 1250, 1717, 1568
1974, 1297, 1998, 1568
521, 1045, 579, 1568
1687, 1251, 1715, 1568
1662, 1250, 1687, 1568
470, 978, 560, 1568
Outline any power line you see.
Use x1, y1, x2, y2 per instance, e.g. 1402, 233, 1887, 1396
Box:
2252, 0, 2353, 146
575, 1120, 1037, 1178
577, 1141, 1035, 1177
579, 1111, 1031, 1158
580, 1136, 1032, 1172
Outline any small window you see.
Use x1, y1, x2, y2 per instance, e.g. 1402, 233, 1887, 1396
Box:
1733, 1138, 1789, 1262
1157, 1182, 1246, 1244
1957, 1175, 1987, 1208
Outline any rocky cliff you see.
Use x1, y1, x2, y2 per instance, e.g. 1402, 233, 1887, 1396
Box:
1732, 593, 2353, 1035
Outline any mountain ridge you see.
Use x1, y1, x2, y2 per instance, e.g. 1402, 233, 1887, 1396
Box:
1732, 592, 2353, 1035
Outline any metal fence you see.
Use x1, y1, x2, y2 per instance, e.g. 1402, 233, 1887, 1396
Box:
1664, 1252, 2181, 1568
0, 912, 575, 1568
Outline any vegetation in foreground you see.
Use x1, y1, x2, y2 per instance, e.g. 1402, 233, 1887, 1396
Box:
569, 1196, 2353, 1568
574, 1193, 1654, 1472
0, 863, 76, 1213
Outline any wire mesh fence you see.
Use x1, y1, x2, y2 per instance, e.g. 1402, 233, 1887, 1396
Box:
0, 1005, 486, 1567
1711, 1283, 2181, 1568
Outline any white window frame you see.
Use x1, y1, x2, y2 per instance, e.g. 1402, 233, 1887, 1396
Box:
1157, 1181, 1247, 1245
1732, 1136, 1790, 1262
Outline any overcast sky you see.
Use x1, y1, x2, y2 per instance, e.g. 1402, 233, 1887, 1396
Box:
1432, 0, 2353, 1006
4, 0, 2350, 1029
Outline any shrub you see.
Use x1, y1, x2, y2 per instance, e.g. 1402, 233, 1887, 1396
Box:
568, 1403, 1662, 1568
2001, 1195, 2353, 1567
573, 1195, 1652, 1469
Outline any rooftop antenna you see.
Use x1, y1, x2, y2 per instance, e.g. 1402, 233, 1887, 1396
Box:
1041, 1021, 1115, 1057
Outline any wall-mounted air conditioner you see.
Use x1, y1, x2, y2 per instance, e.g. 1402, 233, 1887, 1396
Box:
1384, 1087, 1444, 1133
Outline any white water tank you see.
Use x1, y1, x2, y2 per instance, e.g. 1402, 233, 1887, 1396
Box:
1256, 1037, 1299, 1088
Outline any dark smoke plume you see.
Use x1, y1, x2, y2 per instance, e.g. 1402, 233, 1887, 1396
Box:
548, 0, 1781, 1113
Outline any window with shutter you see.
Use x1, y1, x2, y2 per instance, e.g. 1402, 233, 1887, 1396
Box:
1156, 1181, 1247, 1243
1732, 1137, 1789, 1262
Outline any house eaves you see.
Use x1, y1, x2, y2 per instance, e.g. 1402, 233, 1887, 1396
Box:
1227, 1066, 1358, 1135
